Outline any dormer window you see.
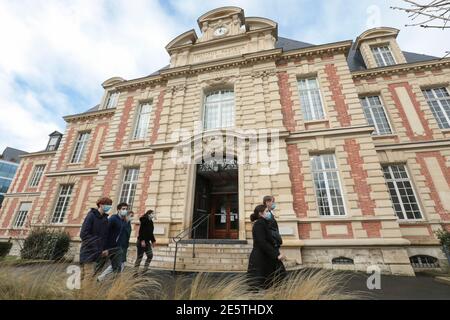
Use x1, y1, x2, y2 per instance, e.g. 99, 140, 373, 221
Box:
46, 131, 63, 151
105, 92, 119, 109
371, 45, 396, 67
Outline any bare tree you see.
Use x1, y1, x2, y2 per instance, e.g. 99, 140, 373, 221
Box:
391, 0, 450, 29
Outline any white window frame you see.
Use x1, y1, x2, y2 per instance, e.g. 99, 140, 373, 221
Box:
13, 202, 32, 228
29, 165, 45, 187
132, 102, 152, 140
51, 185, 73, 224
311, 154, 347, 216
70, 132, 90, 163
360, 96, 393, 135
203, 90, 235, 130
118, 168, 140, 210
297, 77, 326, 121
422, 87, 450, 129
105, 92, 119, 109
47, 136, 59, 151
383, 164, 423, 221
371, 45, 396, 67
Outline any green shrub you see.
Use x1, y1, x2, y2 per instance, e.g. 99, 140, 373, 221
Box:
21, 228, 71, 261
0, 241, 12, 258
435, 229, 450, 248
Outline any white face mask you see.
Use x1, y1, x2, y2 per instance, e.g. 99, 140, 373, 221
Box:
149, 213, 156, 220
119, 209, 128, 217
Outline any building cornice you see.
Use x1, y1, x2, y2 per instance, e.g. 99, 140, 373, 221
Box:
99, 147, 154, 158
352, 57, 450, 79
286, 125, 374, 142
375, 138, 450, 151
3, 192, 40, 198
45, 168, 99, 177
278, 40, 353, 62
63, 108, 116, 123
19, 150, 56, 159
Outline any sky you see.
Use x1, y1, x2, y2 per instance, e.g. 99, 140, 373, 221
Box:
0, 0, 448, 153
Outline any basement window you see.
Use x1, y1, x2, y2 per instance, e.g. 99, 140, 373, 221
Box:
410, 255, 439, 268
332, 257, 354, 265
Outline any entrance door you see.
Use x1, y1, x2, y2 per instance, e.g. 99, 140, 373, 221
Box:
209, 193, 239, 239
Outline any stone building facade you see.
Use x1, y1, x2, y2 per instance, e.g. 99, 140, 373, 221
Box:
1, 7, 450, 275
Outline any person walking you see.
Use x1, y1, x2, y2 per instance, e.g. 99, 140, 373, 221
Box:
263, 195, 286, 279
97, 203, 132, 281
247, 204, 286, 290
79, 197, 113, 280
134, 209, 156, 274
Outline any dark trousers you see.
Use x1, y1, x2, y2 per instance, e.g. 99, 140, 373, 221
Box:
134, 241, 153, 271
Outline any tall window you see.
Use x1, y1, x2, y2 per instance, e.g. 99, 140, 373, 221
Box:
203, 90, 234, 130
311, 154, 346, 216
106, 92, 119, 109
119, 168, 139, 209
298, 78, 325, 121
371, 45, 396, 67
71, 132, 90, 163
133, 102, 152, 140
360, 96, 392, 135
29, 165, 45, 187
383, 165, 422, 220
13, 202, 32, 228
52, 185, 73, 223
422, 87, 450, 129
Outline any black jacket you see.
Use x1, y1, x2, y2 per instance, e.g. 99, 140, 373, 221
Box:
79, 208, 109, 263
247, 218, 281, 284
104, 214, 129, 250
137, 214, 156, 243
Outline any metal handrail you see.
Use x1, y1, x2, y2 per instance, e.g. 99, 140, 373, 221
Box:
172, 214, 210, 274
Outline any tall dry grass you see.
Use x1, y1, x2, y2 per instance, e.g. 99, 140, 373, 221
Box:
0, 261, 362, 300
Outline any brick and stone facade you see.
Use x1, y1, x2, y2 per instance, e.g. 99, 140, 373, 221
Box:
1, 7, 449, 275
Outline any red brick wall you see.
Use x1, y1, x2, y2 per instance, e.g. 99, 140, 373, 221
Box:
298, 223, 312, 239
324, 64, 351, 127
416, 151, 450, 221
277, 72, 296, 132
114, 96, 134, 150
137, 155, 154, 214
286, 144, 308, 218
102, 160, 118, 197
150, 89, 166, 144
1, 198, 18, 229
16, 162, 33, 193
343, 139, 376, 216
86, 123, 109, 168
38, 178, 57, 223
362, 221, 382, 238
57, 126, 76, 170
388, 82, 433, 141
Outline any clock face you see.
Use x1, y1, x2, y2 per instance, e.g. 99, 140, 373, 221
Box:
214, 26, 228, 36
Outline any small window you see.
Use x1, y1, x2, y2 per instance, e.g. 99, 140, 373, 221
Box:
360, 96, 392, 135
51, 185, 73, 223
371, 45, 396, 67
410, 255, 439, 268
133, 102, 152, 140
382, 165, 422, 220
46, 136, 60, 151
203, 90, 235, 130
332, 257, 354, 265
422, 87, 450, 129
29, 165, 45, 187
119, 168, 140, 210
298, 78, 325, 121
71, 132, 90, 163
105, 92, 119, 109
311, 154, 346, 216
13, 202, 32, 228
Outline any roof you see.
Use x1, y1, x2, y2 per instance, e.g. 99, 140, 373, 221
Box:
0, 147, 28, 163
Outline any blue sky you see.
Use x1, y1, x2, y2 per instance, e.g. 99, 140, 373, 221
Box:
0, 0, 448, 153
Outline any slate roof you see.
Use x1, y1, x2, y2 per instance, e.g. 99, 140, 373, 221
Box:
0, 147, 28, 163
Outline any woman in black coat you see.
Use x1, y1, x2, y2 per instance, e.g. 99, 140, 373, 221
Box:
247, 204, 286, 290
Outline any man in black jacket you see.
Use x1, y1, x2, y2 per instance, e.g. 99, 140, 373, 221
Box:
134, 209, 156, 274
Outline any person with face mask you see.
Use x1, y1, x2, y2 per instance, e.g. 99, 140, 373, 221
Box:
97, 203, 132, 281
262, 195, 287, 281
100, 202, 130, 278
134, 209, 156, 275
79, 197, 113, 280
247, 205, 286, 290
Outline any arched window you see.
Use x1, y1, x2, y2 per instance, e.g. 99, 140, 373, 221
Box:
332, 257, 354, 265
410, 255, 439, 268
203, 90, 235, 130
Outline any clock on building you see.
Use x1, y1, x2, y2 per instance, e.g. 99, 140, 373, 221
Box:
214, 26, 228, 37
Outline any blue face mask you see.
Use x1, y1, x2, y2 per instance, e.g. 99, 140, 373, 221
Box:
103, 205, 112, 213
264, 211, 273, 220
271, 203, 276, 210
119, 209, 128, 217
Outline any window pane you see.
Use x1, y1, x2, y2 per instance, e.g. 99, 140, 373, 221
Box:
298, 78, 325, 121
119, 168, 139, 210
133, 102, 152, 139
422, 87, 450, 129
51, 185, 73, 223
71, 132, 90, 163
29, 165, 45, 187
204, 90, 235, 130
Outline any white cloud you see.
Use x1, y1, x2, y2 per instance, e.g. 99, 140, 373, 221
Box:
0, 0, 448, 153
